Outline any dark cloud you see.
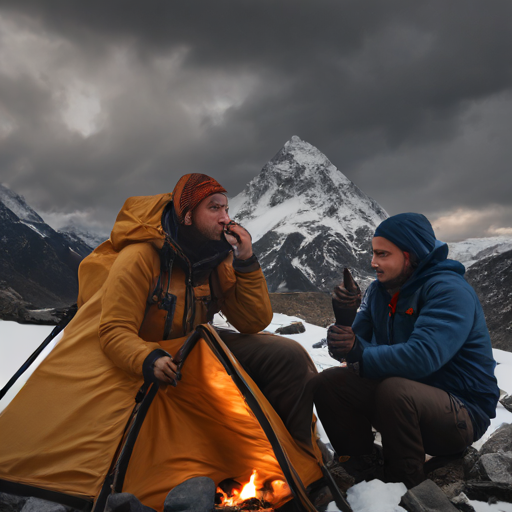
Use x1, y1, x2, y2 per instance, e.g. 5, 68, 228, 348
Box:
0, 1, 511, 239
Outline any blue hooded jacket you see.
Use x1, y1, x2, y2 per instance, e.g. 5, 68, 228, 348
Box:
352, 213, 499, 441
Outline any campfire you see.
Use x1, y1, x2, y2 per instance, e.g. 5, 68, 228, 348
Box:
215, 470, 292, 511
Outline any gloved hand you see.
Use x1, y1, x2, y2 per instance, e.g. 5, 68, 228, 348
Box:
332, 268, 361, 326
327, 324, 356, 361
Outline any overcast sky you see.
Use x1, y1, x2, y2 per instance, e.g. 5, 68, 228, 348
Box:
0, 1, 511, 241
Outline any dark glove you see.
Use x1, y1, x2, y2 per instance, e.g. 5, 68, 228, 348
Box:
332, 268, 361, 326
327, 324, 356, 362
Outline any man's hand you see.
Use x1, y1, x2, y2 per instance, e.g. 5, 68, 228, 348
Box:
153, 356, 180, 386
327, 324, 356, 361
224, 221, 253, 260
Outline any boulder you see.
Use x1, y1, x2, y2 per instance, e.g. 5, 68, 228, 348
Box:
479, 423, 512, 456
425, 448, 479, 498
20, 497, 67, 512
399, 479, 459, 512
106, 492, 156, 512
0, 492, 27, 512
499, 394, 512, 414
164, 477, 216, 512
464, 480, 512, 503
476, 451, 512, 484
275, 321, 306, 335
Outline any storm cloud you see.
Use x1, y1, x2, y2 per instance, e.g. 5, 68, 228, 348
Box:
0, 1, 511, 240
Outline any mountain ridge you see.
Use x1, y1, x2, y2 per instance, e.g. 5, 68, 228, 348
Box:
230, 136, 388, 292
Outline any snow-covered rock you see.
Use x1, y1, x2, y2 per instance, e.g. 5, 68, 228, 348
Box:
230, 136, 388, 292
448, 236, 512, 268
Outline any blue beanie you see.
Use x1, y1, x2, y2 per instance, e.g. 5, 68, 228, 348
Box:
374, 213, 436, 261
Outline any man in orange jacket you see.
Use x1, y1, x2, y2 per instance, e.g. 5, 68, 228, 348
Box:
0, 173, 323, 512
143, 173, 319, 445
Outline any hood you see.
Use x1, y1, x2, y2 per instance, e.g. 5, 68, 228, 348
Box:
400, 240, 466, 295
374, 212, 436, 260
110, 193, 172, 252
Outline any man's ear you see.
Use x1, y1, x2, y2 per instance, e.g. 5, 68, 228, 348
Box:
403, 251, 411, 267
184, 211, 193, 226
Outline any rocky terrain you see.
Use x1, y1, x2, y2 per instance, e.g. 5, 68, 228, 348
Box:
466, 249, 512, 352
269, 292, 334, 328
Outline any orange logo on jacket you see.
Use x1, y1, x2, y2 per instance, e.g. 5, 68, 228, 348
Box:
405, 308, 414, 315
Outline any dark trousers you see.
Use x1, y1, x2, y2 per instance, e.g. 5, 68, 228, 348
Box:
313, 367, 474, 488
218, 330, 318, 446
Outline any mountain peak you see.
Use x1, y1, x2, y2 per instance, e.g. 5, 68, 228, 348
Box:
229, 137, 388, 292
0, 184, 45, 225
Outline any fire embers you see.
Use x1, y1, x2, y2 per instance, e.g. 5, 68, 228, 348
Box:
215, 471, 291, 511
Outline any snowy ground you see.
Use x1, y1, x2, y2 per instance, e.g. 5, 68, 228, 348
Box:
1, 315, 512, 512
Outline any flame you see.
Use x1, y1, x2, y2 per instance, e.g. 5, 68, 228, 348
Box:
240, 470, 257, 501
216, 471, 291, 509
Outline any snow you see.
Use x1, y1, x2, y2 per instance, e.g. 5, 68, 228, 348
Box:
344, 480, 407, 512
0, 183, 44, 224
228, 136, 387, 249
1, 316, 512, 511
21, 220, 49, 238
448, 236, 512, 268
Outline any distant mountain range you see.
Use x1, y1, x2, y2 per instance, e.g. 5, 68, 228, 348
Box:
230, 136, 388, 292
0, 184, 97, 323
448, 236, 512, 268
2, 139, 512, 353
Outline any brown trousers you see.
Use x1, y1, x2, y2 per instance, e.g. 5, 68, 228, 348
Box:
218, 330, 319, 446
313, 367, 474, 488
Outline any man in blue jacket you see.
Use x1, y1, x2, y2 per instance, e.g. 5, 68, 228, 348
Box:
314, 213, 499, 488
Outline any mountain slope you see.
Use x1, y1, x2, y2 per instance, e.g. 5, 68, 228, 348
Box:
0, 185, 93, 315
230, 136, 387, 292
448, 236, 512, 268
465, 249, 512, 352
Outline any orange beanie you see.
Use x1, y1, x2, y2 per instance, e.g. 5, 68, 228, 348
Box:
172, 173, 227, 223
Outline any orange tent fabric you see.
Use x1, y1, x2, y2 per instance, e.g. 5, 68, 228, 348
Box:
0, 193, 323, 511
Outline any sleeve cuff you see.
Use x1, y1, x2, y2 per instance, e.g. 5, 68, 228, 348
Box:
232, 253, 260, 273
142, 348, 172, 383
346, 338, 364, 364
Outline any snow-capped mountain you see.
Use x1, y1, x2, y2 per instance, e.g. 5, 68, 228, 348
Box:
0, 184, 94, 320
58, 224, 107, 252
448, 236, 512, 268
229, 136, 388, 292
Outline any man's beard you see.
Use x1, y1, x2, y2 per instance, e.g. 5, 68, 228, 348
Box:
381, 266, 414, 294
183, 222, 220, 243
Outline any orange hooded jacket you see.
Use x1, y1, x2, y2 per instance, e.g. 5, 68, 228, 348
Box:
0, 193, 323, 511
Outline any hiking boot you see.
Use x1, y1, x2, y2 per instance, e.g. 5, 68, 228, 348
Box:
336, 444, 385, 484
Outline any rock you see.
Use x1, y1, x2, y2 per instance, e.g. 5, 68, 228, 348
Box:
425, 448, 479, 499
275, 321, 306, 335
476, 451, 512, 484
312, 338, 327, 348
500, 394, 512, 413
164, 477, 216, 512
106, 493, 156, 511
0, 492, 27, 512
479, 423, 512, 456
399, 479, 459, 511
464, 480, 512, 503
325, 460, 355, 492
20, 497, 67, 512
450, 492, 476, 512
